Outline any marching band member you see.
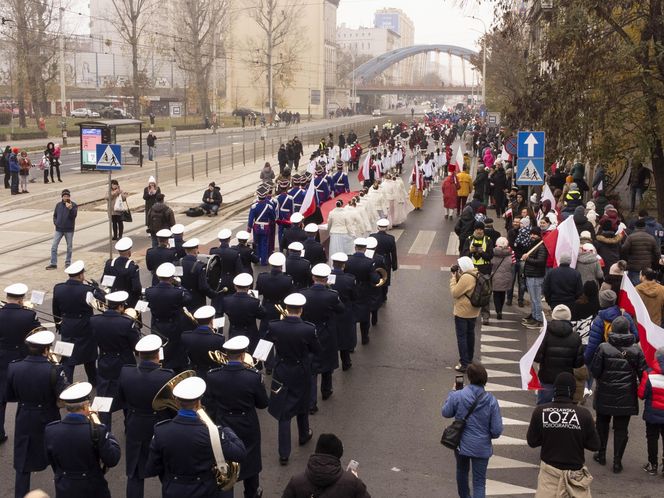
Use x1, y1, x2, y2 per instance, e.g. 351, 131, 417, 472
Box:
303, 223, 326, 266
233, 231, 260, 278
274, 180, 294, 250
223, 273, 266, 353
210, 229, 243, 314
181, 305, 225, 379
329, 253, 358, 371
179, 238, 217, 311
101, 237, 142, 307
285, 242, 312, 290
330, 159, 350, 197
146, 229, 177, 286
345, 239, 380, 345
248, 185, 276, 266
256, 252, 294, 339
280, 212, 307, 252
370, 218, 399, 300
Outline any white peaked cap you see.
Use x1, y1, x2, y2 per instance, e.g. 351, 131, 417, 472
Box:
290, 212, 304, 223
233, 273, 253, 287
156, 262, 176, 278
171, 224, 185, 235
268, 252, 286, 266
156, 229, 172, 238
182, 238, 200, 248
106, 291, 129, 304
217, 228, 232, 240
237, 230, 251, 240
366, 237, 378, 249
193, 305, 216, 320
354, 238, 367, 247
115, 237, 133, 251
377, 218, 390, 228
172, 376, 206, 400
304, 223, 319, 233
26, 330, 55, 346
223, 335, 250, 352
284, 293, 306, 307
135, 334, 162, 353
331, 252, 348, 262
60, 382, 93, 403
311, 263, 331, 277
4, 283, 28, 296
288, 242, 304, 252
65, 260, 85, 275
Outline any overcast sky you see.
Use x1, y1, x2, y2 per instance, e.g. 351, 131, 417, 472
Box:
337, 0, 496, 50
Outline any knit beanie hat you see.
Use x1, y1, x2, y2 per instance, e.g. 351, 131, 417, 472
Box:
574, 205, 585, 216
609, 260, 627, 275
554, 372, 576, 399
611, 316, 629, 335
551, 304, 572, 321
315, 434, 343, 459
457, 256, 475, 273
599, 289, 617, 308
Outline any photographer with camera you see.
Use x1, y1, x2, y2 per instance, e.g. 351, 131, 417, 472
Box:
450, 257, 481, 373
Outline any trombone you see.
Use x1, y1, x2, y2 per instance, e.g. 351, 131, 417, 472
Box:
152, 370, 240, 490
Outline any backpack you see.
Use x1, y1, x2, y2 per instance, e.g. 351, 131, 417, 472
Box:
603, 320, 613, 342
186, 207, 205, 217
467, 273, 492, 308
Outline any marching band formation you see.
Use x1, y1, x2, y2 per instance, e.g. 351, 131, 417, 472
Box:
0, 117, 465, 498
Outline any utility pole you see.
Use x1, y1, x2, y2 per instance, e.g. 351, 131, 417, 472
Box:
468, 16, 487, 105
59, 2, 67, 145
212, 36, 217, 115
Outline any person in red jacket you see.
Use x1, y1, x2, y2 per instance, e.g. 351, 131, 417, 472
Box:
638, 347, 664, 475
442, 172, 458, 220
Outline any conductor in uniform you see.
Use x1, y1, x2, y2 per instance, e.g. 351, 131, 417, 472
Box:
146, 229, 177, 286
303, 224, 326, 265
370, 218, 398, 300
344, 239, 379, 345
117, 335, 175, 498
44, 382, 121, 498
179, 238, 217, 311
207, 336, 269, 498
280, 212, 307, 251
233, 231, 260, 277
90, 290, 141, 430
224, 273, 266, 353
265, 293, 320, 465
285, 242, 312, 290
209, 228, 243, 314
53, 260, 104, 384
145, 262, 192, 372
181, 305, 226, 379
248, 185, 276, 266
101, 237, 142, 307
0, 282, 40, 444
301, 264, 344, 413
6, 329, 67, 498
145, 376, 247, 498
329, 253, 358, 371
256, 252, 294, 338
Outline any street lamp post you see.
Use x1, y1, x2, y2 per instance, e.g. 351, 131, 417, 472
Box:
468, 16, 487, 105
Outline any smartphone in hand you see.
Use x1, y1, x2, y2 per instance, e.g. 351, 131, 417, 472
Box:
347, 459, 359, 475
455, 375, 464, 391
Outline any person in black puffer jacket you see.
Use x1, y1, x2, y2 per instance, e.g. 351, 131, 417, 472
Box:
283, 433, 371, 498
595, 221, 623, 278
573, 206, 596, 242
522, 227, 548, 328
590, 316, 647, 473
543, 254, 583, 309
535, 305, 584, 405
455, 205, 476, 253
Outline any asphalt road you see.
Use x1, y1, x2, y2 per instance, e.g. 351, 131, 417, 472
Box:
2, 146, 663, 497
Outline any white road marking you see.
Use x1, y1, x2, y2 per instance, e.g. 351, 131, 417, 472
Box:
399, 264, 422, 270
485, 369, 520, 378
486, 382, 522, 392
481, 335, 519, 343
390, 229, 404, 241
480, 356, 519, 365
481, 344, 521, 353
497, 399, 531, 408
494, 435, 528, 445
408, 230, 436, 254
447, 232, 459, 256
501, 417, 530, 426
482, 325, 518, 333
485, 479, 535, 496
488, 455, 538, 469
183, 219, 211, 232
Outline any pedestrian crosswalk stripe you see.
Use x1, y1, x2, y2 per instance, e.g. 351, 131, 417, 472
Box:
183, 219, 212, 232
399, 264, 422, 270
494, 435, 528, 445
481, 344, 521, 353
390, 229, 404, 241
488, 456, 538, 469
408, 230, 436, 254
43, 322, 56, 328
199, 220, 245, 245
497, 399, 531, 408
486, 369, 520, 378
447, 232, 459, 256
501, 417, 529, 425
481, 335, 519, 343
486, 382, 521, 392
485, 479, 535, 495
480, 356, 519, 365
482, 325, 517, 333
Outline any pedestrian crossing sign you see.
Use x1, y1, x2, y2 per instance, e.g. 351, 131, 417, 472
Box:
96, 144, 122, 171
516, 158, 544, 185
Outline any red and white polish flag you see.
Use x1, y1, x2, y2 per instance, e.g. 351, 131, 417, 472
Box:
519, 316, 547, 390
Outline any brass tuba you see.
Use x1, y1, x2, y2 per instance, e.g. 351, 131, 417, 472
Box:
151, 370, 240, 491
208, 350, 255, 368
372, 267, 388, 288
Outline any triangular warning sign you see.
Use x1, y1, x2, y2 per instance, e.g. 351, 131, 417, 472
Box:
518, 160, 543, 182
97, 145, 120, 167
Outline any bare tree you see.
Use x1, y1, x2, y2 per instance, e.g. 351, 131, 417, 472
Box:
246, 0, 303, 115
108, 0, 154, 117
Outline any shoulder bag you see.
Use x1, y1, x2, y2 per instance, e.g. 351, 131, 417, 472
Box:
441, 391, 487, 450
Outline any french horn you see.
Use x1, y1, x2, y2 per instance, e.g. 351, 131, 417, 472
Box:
373, 267, 388, 288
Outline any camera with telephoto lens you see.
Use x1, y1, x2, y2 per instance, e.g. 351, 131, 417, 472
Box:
450, 264, 459, 274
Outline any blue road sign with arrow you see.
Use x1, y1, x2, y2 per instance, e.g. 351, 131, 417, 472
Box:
516, 131, 545, 186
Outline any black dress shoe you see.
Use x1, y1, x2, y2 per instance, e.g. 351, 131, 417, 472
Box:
342, 363, 352, 371
299, 429, 313, 446
309, 405, 318, 415
0, 434, 8, 444
279, 456, 289, 465
322, 391, 333, 401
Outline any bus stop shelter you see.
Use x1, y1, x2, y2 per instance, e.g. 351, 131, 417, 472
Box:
78, 119, 143, 171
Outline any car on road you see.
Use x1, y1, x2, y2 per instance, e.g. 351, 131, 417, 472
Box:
99, 106, 133, 119
71, 108, 100, 118
372, 109, 382, 116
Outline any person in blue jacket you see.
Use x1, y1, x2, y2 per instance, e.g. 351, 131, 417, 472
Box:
584, 289, 638, 366
442, 362, 503, 498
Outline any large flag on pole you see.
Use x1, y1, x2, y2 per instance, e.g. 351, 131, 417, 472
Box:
542, 183, 556, 208
519, 317, 547, 390
299, 178, 317, 217
619, 274, 664, 367
357, 153, 371, 183
555, 215, 580, 268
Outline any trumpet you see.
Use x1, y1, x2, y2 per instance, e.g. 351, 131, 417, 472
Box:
274, 304, 288, 319
25, 326, 61, 364
152, 370, 240, 491
208, 350, 255, 368
88, 410, 102, 426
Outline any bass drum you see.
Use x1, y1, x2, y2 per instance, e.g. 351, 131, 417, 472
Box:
205, 254, 223, 292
